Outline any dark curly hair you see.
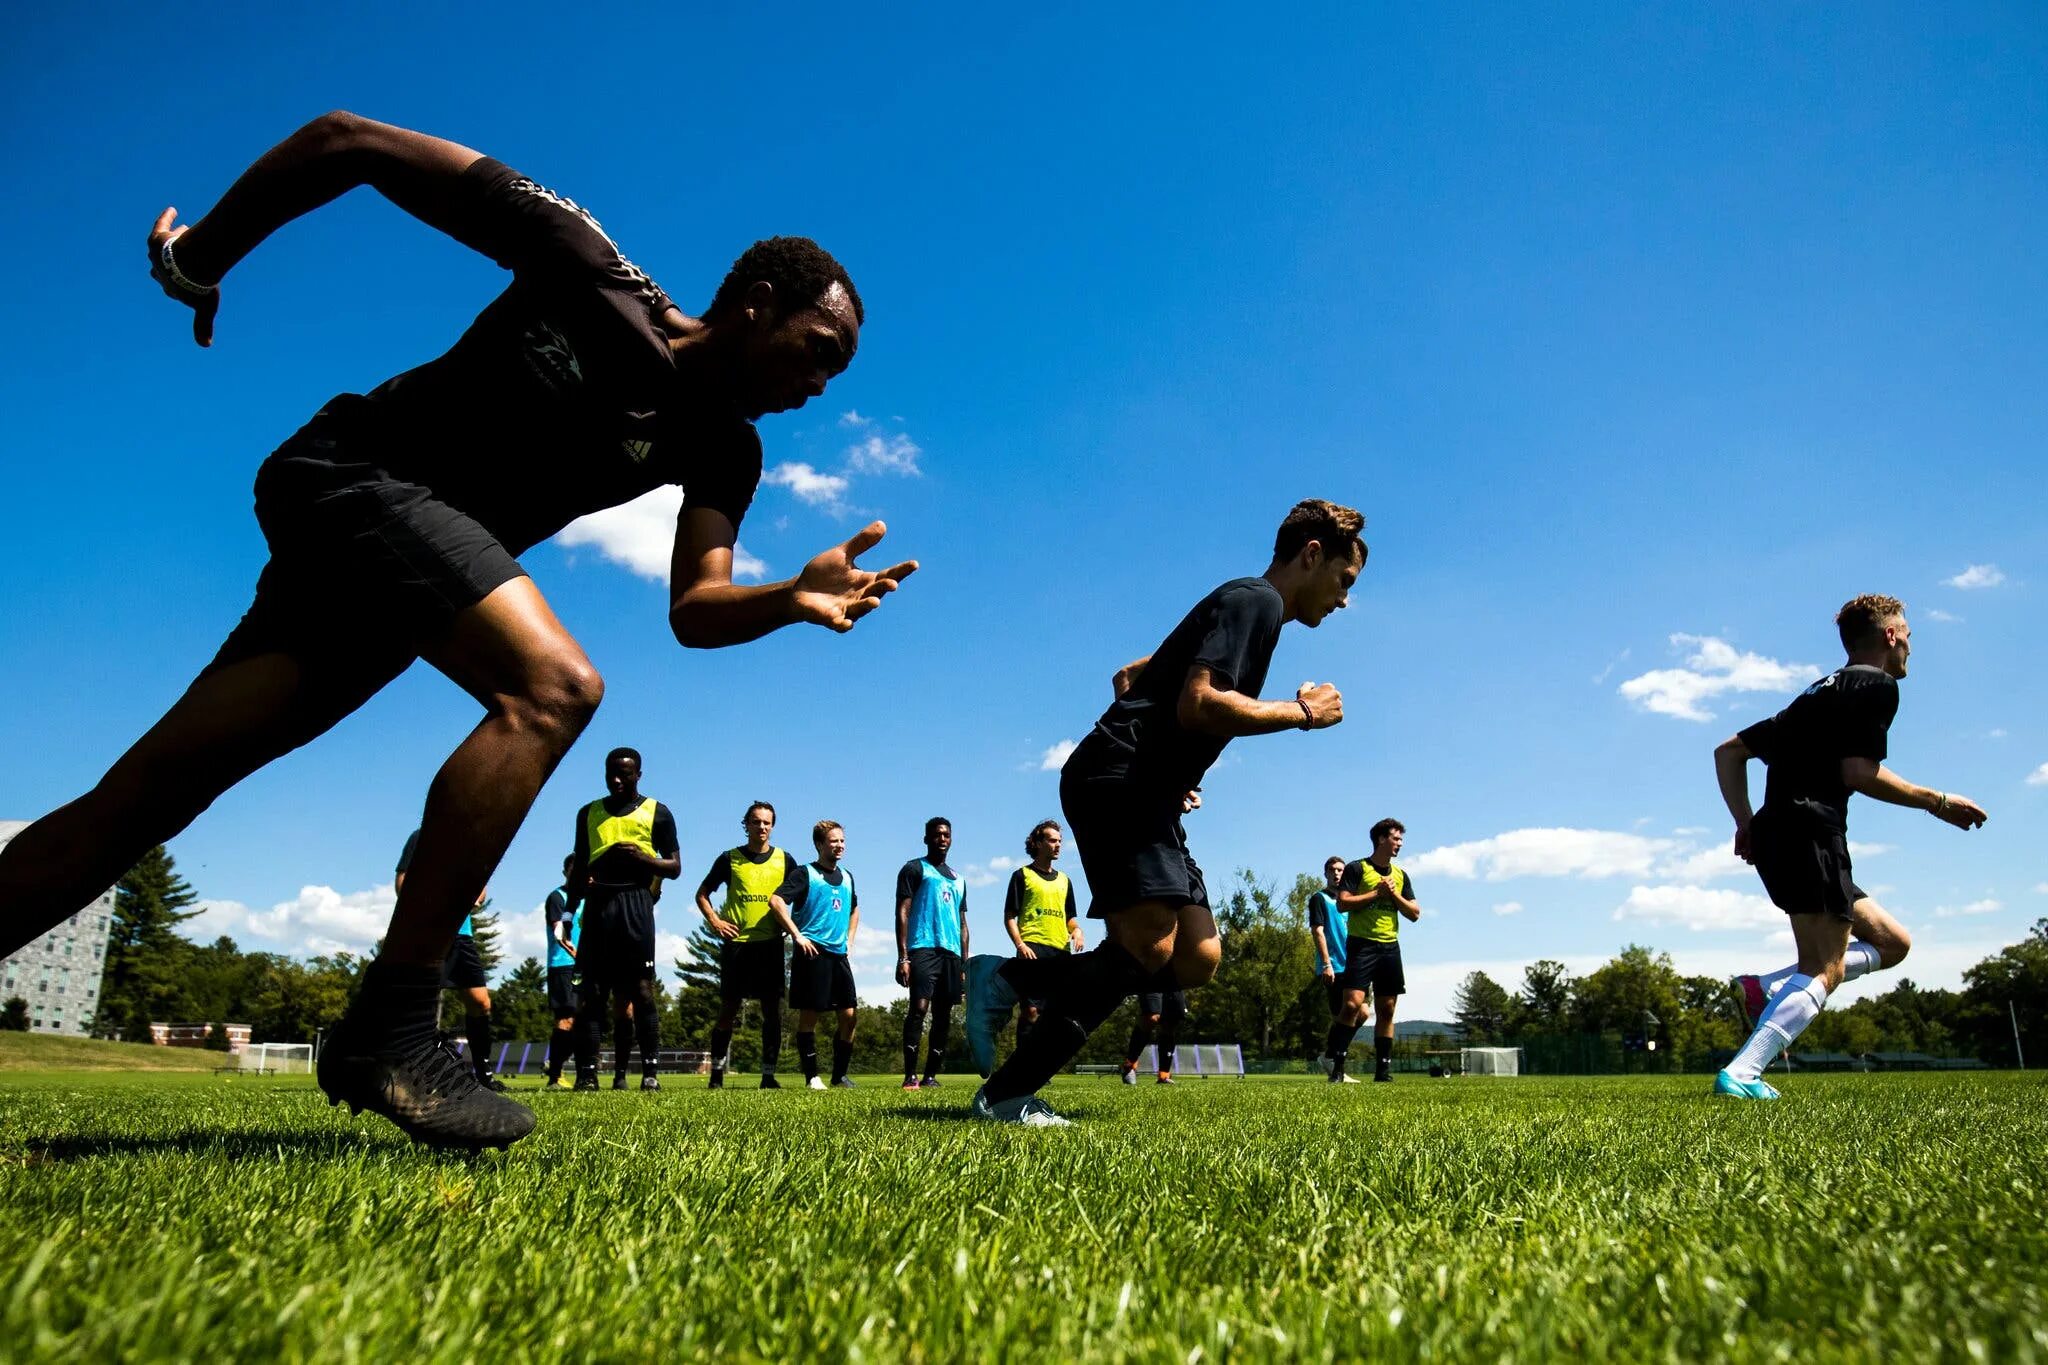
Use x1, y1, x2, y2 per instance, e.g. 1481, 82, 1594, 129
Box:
707, 236, 864, 324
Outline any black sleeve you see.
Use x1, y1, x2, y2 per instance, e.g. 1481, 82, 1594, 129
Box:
1308, 898, 1328, 932
1737, 713, 1782, 766
697, 852, 731, 902
847, 872, 858, 913
1190, 584, 1285, 693
1401, 873, 1417, 902
396, 829, 420, 876
545, 889, 567, 925
774, 853, 807, 904
651, 804, 680, 857
1003, 869, 1025, 920
896, 861, 920, 906
1837, 678, 1898, 763
1340, 860, 1365, 894
1065, 880, 1078, 919
436, 158, 672, 305
678, 421, 765, 535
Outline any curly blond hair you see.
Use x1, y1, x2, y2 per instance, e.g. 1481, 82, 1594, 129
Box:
1836, 594, 1905, 650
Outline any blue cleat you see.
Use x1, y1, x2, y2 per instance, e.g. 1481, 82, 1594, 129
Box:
965, 954, 1016, 1077
1713, 1068, 1781, 1100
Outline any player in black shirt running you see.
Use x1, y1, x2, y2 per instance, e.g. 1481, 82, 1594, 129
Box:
569, 749, 680, 1090
0, 113, 915, 1150
1711, 594, 1986, 1100
970, 500, 1363, 1125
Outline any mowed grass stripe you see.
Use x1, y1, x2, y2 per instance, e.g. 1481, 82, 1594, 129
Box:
2, 1073, 2045, 1362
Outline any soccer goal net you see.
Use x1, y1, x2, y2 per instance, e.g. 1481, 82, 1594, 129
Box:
237, 1043, 314, 1075
1460, 1047, 1521, 1077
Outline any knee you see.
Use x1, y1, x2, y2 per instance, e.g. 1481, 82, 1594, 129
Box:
1140, 1013, 1161, 1030
504, 652, 605, 749
906, 1003, 930, 1024
1879, 927, 1911, 969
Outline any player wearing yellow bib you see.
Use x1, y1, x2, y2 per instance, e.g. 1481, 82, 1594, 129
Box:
1003, 820, 1082, 1046
568, 748, 680, 1090
697, 801, 806, 1089
1333, 817, 1420, 1083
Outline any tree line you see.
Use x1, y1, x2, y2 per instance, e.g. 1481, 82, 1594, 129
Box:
10, 846, 2040, 1074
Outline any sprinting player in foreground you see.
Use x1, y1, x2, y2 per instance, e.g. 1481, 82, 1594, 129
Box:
1003, 820, 1082, 1047
544, 855, 580, 1088
570, 749, 680, 1090
969, 500, 1362, 1124
1305, 855, 1348, 1072
397, 830, 502, 1090
699, 803, 805, 1089
1121, 986, 1186, 1086
897, 819, 970, 1089
0, 113, 913, 1148
1711, 595, 1986, 1100
1333, 819, 1420, 1084
772, 820, 861, 1089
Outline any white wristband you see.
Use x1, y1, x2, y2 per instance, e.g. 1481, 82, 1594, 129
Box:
158, 237, 217, 296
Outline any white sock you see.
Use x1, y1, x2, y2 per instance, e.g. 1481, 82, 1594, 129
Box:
1727, 974, 1829, 1081
1841, 941, 1883, 983
1755, 963, 1800, 996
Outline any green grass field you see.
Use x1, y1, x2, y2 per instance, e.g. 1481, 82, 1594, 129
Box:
2, 1067, 2044, 1363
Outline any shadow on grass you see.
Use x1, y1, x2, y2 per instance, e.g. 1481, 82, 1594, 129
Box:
11, 1128, 500, 1165
888, 1104, 1101, 1124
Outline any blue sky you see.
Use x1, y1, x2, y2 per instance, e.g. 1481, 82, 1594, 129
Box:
2, 6, 2042, 1019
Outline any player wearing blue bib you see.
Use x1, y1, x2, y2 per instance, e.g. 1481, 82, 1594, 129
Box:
1306, 855, 1349, 1075
896, 817, 969, 1089
542, 855, 580, 1087
772, 820, 862, 1089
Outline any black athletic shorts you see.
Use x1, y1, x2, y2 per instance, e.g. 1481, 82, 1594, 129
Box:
721, 938, 787, 1004
1060, 753, 1209, 919
441, 934, 487, 990
908, 946, 965, 1006
581, 886, 657, 988
204, 417, 527, 679
547, 965, 580, 1017
789, 950, 857, 1012
1137, 988, 1188, 1022
1749, 809, 1865, 922
1342, 939, 1406, 997
1017, 943, 1067, 1006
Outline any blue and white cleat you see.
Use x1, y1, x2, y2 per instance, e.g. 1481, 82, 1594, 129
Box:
1713, 1068, 1781, 1100
971, 1084, 1072, 1127
964, 954, 1016, 1077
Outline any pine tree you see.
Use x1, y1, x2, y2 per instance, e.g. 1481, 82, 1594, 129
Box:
468, 900, 504, 974
101, 845, 200, 1040
0, 997, 29, 1031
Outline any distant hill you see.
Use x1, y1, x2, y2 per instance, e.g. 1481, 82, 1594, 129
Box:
1395, 1019, 1462, 1040
0, 1032, 222, 1072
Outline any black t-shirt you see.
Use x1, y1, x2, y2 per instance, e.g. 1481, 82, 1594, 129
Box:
396, 829, 419, 876
1076, 577, 1286, 790
696, 846, 808, 903
544, 887, 573, 943
309, 157, 763, 556
1737, 664, 1899, 834
572, 797, 680, 888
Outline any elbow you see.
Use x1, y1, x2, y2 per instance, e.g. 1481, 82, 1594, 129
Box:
669, 601, 716, 650
1175, 693, 1214, 735
304, 110, 373, 157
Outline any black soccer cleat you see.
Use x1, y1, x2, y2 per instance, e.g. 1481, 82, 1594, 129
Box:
708, 1072, 726, 1090
760, 1073, 782, 1090
640, 1074, 661, 1092
573, 1072, 600, 1091
318, 1027, 537, 1151
612, 1073, 628, 1091
481, 1075, 509, 1093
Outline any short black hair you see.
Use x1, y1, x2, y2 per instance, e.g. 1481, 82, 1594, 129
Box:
1324, 855, 1346, 870
605, 747, 641, 769
562, 854, 575, 872
745, 801, 777, 824
1369, 817, 1405, 846
925, 817, 951, 839
707, 236, 864, 325
1273, 499, 1366, 566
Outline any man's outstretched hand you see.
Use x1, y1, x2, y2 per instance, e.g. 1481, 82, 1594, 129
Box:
792, 522, 917, 633
147, 208, 219, 347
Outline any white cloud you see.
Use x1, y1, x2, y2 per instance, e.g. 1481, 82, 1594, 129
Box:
1924, 608, 1961, 623
1490, 901, 1523, 916
2026, 763, 2048, 787
763, 461, 850, 510
2034, 883, 2048, 895
1591, 648, 1631, 685
557, 486, 767, 582
1039, 739, 1079, 771
1846, 842, 1892, 858
839, 412, 923, 477
1943, 564, 2005, 590
1407, 828, 1681, 881
1934, 898, 2002, 919
1988, 729, 2008, 740
1617, 635, 1816, 723
1612, 884, 1781, 933
988, 856, 1017, 872
190, 883, 398, 959
956, 861, 1007, 889
1655, 846, 1748, 883
1670, 826, 1709, 837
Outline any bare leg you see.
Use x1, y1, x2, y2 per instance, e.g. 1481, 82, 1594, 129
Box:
0, 648, 407, 957
1849, 897, 1912, 969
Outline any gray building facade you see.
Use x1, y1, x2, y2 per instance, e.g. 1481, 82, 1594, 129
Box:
0, 820, 115, 1036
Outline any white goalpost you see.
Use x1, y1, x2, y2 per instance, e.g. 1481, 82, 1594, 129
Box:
1460, 1047, 1521, 1077
236, 1043, 314, 1075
